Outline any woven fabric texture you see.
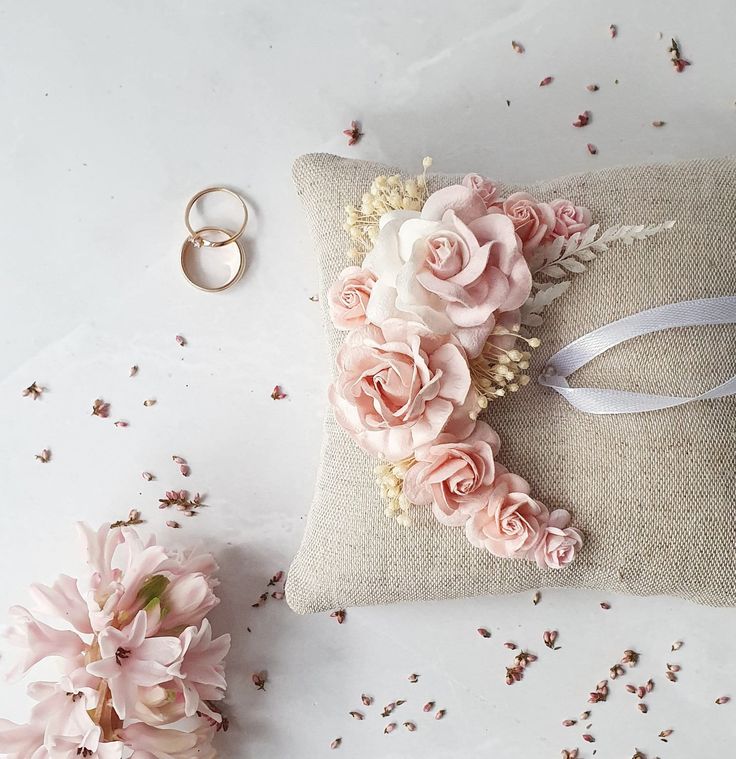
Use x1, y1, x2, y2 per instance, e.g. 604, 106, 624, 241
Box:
286, 153, 736, 614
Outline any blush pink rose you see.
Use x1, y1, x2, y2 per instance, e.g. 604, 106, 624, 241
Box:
533, 509, 583, 569
329, 319, 475, 462
547, 198, 592, 240
403, 421, 501, 526
464, 471, 549, 559
328, 266, 377, 330
461, 173, 499, 209
497, 192, 555, 254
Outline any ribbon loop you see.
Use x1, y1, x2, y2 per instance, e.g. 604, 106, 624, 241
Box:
538, 296, 736, 414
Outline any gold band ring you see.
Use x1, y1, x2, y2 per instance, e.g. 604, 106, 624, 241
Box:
180, 226, 246, 293
184, 187, 248, 248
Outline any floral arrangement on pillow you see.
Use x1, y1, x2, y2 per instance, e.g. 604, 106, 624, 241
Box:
0, 523, 229, 759
328, 159, 673, 570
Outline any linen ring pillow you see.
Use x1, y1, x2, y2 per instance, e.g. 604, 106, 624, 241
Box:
286, 153, 736, 614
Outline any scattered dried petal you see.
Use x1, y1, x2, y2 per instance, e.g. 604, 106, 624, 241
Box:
361, 694, 373, 707
638, 703, 648, 713
166, 520, 180, 528
579, 711, 590, 720
271, 385, 287, 400
562, 719, 577, 727
403, 722, 416, 732
408, 673, 419, 683
91, 399, 110, 418
477, 628, 491, 638
268, 571, 285, 586
539, 76, 553, 87
129, 366, 138, 377
251, 672, 266, 691
665, 671, 678, 682
667, 663, 681, 672
622, 649, 640, 666
504, 642, 518, 650
532, 591, 541, 605
349, 711, 364, 721
380, 703, 395, 718
668, 38, 690, 73
383, 723, 396, 734
114, 420, 128, 428
271, 591, 285, 600
652, 120, 665, 127
423, 701, 435, 713
543, 630, 559, 649
434, 709, 446, 720
22, 382, 44, 400
626, 684, 637, 694
573, 111, 591, 128
111, 509, 144, 529
609, 24, 617, 38
143, 399, 156, 407
671, 640, 683, 652
172, 455, 187, 465
716, 696, 731, 705
309, 294, 319, 302
180, 464, 190, 477
330, 609, 346, 624
329, 738, 341, 750
142, 471, 154, 481
35, 449, 51, 463
342, 120, 363, 146
646, 678, 654, 693
659, 729, 673, 739
511, 40, 524, 54
175, 335, 187, 346
582, 734, 595, 743
586, 83, 600, 92
586, 143, 598, 156
599, 601, 611, 609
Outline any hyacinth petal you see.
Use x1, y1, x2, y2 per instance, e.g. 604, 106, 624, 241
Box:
29, 574, 93, 634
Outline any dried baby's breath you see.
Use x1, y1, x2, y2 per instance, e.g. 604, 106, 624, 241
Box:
375, 458, 415, 525
343, 158, 432, 259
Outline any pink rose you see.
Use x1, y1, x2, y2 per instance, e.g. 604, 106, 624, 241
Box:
547, 198, 592, 240
497, 192, 555, 254
329, 320, 475, 461
365, 195, 531, 357
403, 421, 501, 526
465, 472, 549, 559
461, 173, 499, 209
328, 266, 376, 330
533, 509, 583, 569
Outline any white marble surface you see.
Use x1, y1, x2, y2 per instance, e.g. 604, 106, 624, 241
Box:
1, 1, 735, 757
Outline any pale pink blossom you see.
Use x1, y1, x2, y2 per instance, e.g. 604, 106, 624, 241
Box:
159, 573, 219, 633
465, 472, 549, 558
48, 725, 130, 759
403, 422, 501, 526
4, 606, 86, 681
0, 717, 45, 758
533, 509, 583, 569
86, 610, 181, 720
29, 575, 92, 634
328, 266, 377, 330
547, 198, 592, 241
461, 173, 499, 208
496, 192, 555, 254
120, 722, 216, 759
329, 320, 476, 461
170, 619, 230, 719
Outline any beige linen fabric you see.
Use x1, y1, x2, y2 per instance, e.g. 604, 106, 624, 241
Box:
286, 153, 736, 613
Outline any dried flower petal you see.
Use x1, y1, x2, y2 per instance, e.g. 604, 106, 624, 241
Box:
271, 591, 285, 600
579, 711, 590, 720
172, 455, 187, 465
423, 701, 435, 713
35, 449, 51, 463
671, 640, 683, 651
129, 366, 138, 377
434, 709, 446, 720
667, 663, 681, 672
504, 642, 518, 650
309, 294, 319, 302
532, 591, 541, 605
111, 510, 144, 529
271, 385, 287, 400
251, 672, 266, 690
716, 696, 730, 705
652, 120, 666, 127
329, 738, 341, 749
143, 399, 156, 407
539, 76, 553, 87
600, 601, 611, 609
638, 703, 648, 713
361, 694, 373, 706
91, 399, 110, 418
114, 420, 128, 428
175, 335, 187, 346
586, 83, 599, 92
573, 111, 591, 128
562, 719, 576, 727
408, 673, 419, 683
543, 630, 559, 649
330, 609, 346, 624
622, 649, 640, 666
477, 628, 491, 638
665, 671, 678, 682
609, 24, 617, 38
659, 729, 673, 739
22, 382, 44, 400
142, 471, 154, 481
180, 464, 190, 477
349, 711, 364, 721
582, 734, 595, 743
343, 121, 363, 146
403, 721, 416, 732
511, 40, 524, 54
383, 723, 396, 734
166, 520, 180, 528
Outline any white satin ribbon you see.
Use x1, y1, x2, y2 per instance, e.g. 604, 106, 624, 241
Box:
538, 296, 736, 414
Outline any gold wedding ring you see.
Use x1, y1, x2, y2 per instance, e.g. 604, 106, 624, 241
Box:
180, 188, 248, 293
